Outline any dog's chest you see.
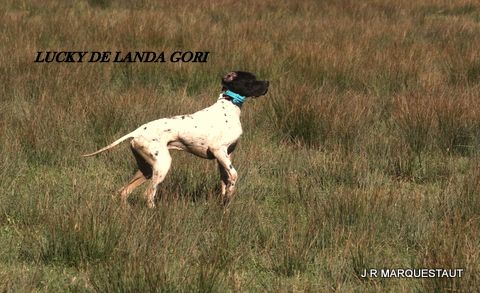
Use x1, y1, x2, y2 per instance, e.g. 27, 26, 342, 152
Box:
181, 100, 242, 143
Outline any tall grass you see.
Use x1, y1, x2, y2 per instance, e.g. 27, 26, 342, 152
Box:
1, 0, 480, 291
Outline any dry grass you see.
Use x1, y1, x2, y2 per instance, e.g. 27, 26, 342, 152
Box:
1, 0, 480, 291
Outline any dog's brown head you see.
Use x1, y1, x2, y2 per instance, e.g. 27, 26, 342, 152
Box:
222, 71, 269, 98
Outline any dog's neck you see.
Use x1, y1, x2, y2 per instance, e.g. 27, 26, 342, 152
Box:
218, 91, 246, 107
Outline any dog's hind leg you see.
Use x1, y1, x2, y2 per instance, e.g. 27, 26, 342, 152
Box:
142, 146, 171, 208
118, 147, 152, 203
118, 170, 148, 203
131, 137, 172, 208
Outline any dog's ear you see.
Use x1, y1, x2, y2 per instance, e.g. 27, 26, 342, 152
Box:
223, 72, 238, 83
222, 71, 257, 84
234, 71, 257, 80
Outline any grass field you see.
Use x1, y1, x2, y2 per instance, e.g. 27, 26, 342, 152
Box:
1, 0, 480, 291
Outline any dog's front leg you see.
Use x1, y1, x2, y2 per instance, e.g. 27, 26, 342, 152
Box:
218, 161, 229, 197
212, 148, 237, 206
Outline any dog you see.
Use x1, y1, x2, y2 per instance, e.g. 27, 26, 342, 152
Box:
83, 71, 269, 208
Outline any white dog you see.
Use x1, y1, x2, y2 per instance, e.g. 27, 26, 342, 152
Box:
83, 71, 269, 208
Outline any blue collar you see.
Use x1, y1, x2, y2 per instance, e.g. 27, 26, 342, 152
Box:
224, 90, 246, 106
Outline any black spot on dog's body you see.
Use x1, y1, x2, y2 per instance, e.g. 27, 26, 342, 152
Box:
155, 151, 159, 156
144, 127, 147, 130
229, 164, 233, 169
181, 115, 185, 119
165, 129, 171, 132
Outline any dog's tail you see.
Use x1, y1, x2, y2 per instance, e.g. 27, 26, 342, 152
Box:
82, 130, 138, 157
